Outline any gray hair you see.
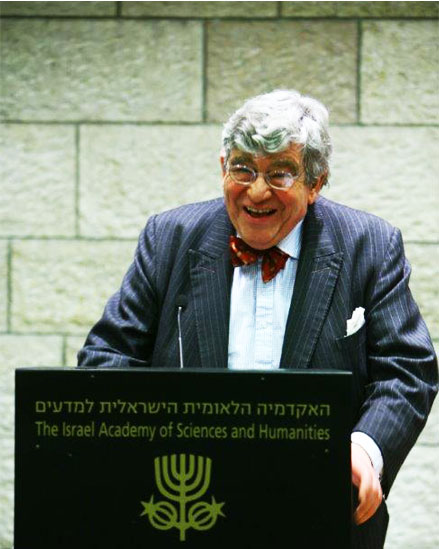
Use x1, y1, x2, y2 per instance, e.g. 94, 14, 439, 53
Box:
222, 89, 332, 187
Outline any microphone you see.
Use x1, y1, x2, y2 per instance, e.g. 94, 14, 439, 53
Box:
176, 295, 188, 369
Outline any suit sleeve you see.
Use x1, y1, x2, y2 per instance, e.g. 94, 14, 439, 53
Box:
77, 216, 159, 368
353, 227, 438, 494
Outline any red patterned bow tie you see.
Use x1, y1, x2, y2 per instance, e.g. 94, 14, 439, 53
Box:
229, 235, 289, 283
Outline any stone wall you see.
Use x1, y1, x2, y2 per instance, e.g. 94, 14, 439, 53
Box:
0, 2, 438, 547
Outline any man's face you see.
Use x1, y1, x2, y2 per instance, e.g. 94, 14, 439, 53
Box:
222, 144, 323, 250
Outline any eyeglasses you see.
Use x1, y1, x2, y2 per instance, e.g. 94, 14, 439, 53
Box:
226, 164, 301, 191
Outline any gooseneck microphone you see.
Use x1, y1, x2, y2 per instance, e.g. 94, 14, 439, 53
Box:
176, 295, 188, 369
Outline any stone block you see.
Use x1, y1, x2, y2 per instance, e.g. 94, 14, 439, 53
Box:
386, 445, 439, 549
361, 21, 439, 124
0, 334, 63, 394
0, 242, 7, 331
0, 392, 13, 442
11, 240, 136, 334
65, 335, 88, 366
281, 2, 340, 16
282, 1, 439, 17
79, 124, 223, 237
0, 430, 13, 548
0, 335, 62, 549
323, 126, 439, 242
0, 1, 116, 16
1, 19, 202, 122
122, 1, 277, 17
404, 244, 439, 341
206, 20, 357, 123
0, 124, 75, 237
337, 1, 439, 17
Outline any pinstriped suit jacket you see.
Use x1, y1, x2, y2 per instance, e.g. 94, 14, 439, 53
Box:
78, 196, 437, 547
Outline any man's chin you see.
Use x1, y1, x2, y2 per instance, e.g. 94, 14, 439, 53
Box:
240, 234, 278, 250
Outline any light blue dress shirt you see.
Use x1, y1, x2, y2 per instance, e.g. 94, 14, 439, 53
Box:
228, 220, 303, 370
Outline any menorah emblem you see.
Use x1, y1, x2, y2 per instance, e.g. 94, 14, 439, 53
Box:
140, 454, 225, 541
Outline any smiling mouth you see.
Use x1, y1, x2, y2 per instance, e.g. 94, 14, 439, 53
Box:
244, 206, 276, 218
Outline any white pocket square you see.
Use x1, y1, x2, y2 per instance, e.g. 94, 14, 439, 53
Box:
346, 307, 365, 337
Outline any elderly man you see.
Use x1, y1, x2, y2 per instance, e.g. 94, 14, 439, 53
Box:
78, 89, 437, 548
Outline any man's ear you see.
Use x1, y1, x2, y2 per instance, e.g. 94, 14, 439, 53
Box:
220, 154, 226, 177
307, 173, 326, 205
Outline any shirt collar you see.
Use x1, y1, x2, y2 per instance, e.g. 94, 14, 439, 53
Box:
276, 219, 303, 259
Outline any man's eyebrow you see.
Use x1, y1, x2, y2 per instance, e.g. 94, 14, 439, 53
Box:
269, 159, 301, 172
229, 154, 254, 165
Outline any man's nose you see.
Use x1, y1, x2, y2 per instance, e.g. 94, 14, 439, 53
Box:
247, 174, 272, 202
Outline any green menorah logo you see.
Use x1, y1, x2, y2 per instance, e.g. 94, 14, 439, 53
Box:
140, 454, 225, 541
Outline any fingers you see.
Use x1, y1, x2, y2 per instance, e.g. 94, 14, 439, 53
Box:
351, 443, 383, 525
355, 466, 383, 524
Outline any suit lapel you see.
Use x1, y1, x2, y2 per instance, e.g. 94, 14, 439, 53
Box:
280, 200, 343, 369
189, 205, 234, 369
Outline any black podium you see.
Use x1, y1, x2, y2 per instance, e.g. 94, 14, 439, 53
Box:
15, 368, 352, 548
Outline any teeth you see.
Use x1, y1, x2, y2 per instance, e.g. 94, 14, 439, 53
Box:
246, 207, 274, 214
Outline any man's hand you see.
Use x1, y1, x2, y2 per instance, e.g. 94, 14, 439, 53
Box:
351, 442, 383, 525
